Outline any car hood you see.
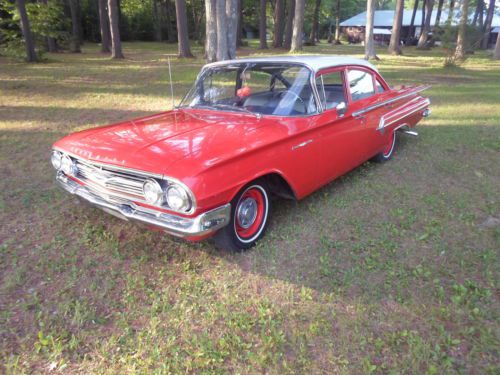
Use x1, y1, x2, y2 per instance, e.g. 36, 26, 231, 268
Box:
53, 109, 290, 177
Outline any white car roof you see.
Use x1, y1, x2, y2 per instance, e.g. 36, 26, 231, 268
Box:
204, 55, 378, 73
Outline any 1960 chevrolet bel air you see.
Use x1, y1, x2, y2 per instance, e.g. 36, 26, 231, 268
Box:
51, 55, 430, 251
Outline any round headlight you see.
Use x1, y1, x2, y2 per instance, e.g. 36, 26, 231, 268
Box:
166, 184, 190, 211
51, 151, 62, 170
143, 179, 164, 205
61, 154, 78, 176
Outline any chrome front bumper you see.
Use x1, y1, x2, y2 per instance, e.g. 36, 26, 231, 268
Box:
56, 173, 231, 238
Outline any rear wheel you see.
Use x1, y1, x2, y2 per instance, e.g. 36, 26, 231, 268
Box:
214, 182, 270, 252
372, 130, 396, 163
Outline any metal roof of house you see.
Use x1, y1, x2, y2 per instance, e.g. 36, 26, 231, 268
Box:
374, 28, 392, 35
204, 55, 378, 73
492, 27, 500, 33
340, 10, 500, 28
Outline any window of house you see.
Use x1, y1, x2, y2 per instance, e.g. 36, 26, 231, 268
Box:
316, 71, 347, 110
347, 69, 375, 101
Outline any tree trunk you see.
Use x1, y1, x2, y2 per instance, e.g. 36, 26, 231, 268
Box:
364, 0, 378, 60
309, 0, 321, 45
47, 37, 57, 52
494, 31, 500, 59
108, 0, 124, 58
76, 0, 83, 44
273, 0, 285, 47
481, 0, 495, 49
175, 0, 193, 57
216, 0, 229, 60
472, 0, 482, 26
284, 0, 295, 49
226, 0, 237, 59
191, 2, 198, 42
152, 0, 162, 42
334, 0, 341, 44
237, 0, 243, 46
446, 0, 455, 25
434, 0, 444, 27
388, 0, 404, 55
16, 0, 37, 62
259, 0, 267, 49
98, 0, 111, 52
420, 0, 426, 30
205, 0, 217, 62
454, 0, 470, 60
408, 0, 419, 42
68, 0, 81, 52
327, 18, 333, 43
165, 0, 176, 42
417, 0, 434, 49
290, 0, 304, 52
478, 0, 484, 29
40, 0, 57, 52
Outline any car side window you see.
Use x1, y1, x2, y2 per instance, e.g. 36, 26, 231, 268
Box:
347, 69, 375, 102
315, 71, 346, 110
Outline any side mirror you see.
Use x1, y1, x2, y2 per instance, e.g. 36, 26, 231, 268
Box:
336, 101, 347, 117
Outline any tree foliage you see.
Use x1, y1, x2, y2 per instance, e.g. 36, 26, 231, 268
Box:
0, 0, 68, 59
2, 0, 495, 63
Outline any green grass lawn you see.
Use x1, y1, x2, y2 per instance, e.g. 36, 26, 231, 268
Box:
1, 41, 499, 374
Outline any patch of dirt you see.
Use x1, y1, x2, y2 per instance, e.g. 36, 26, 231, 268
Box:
478, 216, 500, 229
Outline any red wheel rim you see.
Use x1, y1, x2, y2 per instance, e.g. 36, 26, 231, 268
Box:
383, 131, 395, 157
235, 187, 266, 241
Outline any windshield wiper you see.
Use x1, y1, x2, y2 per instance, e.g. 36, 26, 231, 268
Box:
182, 103, 261, 119
210, 103, 261, 118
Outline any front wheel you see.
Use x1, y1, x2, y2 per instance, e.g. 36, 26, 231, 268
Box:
214, 182, 270, 252
372, 130, 396, 163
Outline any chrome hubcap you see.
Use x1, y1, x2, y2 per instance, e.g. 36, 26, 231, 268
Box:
236, 198, 258, 228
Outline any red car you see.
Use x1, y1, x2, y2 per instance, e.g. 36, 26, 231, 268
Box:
52, 56, 430, 251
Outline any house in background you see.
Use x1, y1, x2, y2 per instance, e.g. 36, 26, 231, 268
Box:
340, 9, 500, 46
490, 26, 500, 47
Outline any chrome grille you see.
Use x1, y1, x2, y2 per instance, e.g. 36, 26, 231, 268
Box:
74, 159, 147, 201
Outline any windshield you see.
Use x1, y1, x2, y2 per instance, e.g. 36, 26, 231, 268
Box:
180, 63, 317, 116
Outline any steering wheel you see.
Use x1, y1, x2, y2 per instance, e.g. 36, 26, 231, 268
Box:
279, 90, 308, 114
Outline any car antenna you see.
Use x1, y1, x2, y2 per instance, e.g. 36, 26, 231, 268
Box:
167, 55, 175, 110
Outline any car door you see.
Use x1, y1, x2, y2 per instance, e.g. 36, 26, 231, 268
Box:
314, 67, 376, 185
343, 67, 385, 161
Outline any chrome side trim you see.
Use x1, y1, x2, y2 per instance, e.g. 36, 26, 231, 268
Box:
56, 173, 230, 238
291, 139, 313, 150
377, 98, 431, 132
352, 85, 431, 118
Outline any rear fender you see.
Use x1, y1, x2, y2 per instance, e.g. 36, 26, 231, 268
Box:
378, 85, 431, 134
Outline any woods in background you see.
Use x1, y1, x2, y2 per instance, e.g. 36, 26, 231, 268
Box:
1, 0, 499, 63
